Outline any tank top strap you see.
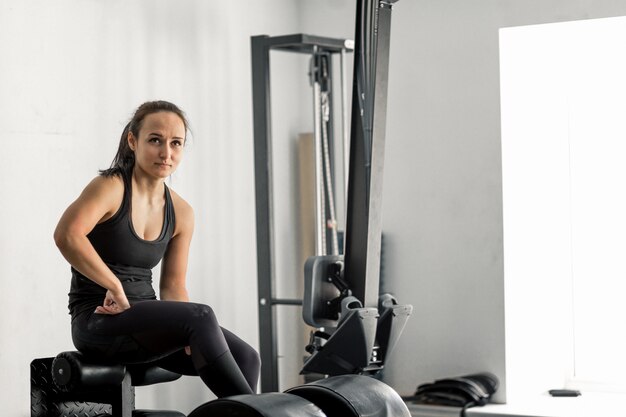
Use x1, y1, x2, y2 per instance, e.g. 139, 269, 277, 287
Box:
163, 183, 176, 237
121, 170, 133, 207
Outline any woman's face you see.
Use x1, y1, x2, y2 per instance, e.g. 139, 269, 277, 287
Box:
128, 111, 186, 179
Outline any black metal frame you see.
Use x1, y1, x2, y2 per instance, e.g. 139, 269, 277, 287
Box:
343, 0, 396, 309
251, 34, 353, 393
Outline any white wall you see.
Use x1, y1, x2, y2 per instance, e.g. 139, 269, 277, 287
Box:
0, 1, 304, 415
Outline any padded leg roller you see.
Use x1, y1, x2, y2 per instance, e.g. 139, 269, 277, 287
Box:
286, 375, 411, 417
187, 393, 327, 417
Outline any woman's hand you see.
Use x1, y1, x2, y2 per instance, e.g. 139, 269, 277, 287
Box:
95, 289, 131, 315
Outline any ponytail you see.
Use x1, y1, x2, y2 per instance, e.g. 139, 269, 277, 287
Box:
99, 122, 135, 177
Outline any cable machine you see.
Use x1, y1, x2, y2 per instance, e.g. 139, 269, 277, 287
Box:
250, 33, 353, 392
251, 0, 411, 393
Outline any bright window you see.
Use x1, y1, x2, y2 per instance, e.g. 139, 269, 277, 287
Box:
500, 16, 626, 392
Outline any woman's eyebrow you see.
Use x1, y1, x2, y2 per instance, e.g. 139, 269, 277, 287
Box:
147, 132, 184, 140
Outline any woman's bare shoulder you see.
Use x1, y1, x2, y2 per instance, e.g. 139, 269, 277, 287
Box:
81, 174, 124, 200
57, 174, 125, 231
76, 174, 125, 222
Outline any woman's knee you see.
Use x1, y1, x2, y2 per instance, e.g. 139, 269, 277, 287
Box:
187, 303, 220, 328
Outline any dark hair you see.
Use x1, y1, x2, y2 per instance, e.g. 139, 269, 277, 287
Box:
100, 100, 189, 177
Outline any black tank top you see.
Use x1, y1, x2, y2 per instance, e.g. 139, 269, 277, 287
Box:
68, 172, 176, 317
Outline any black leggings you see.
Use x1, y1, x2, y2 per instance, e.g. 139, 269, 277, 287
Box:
71, 300, 260, 397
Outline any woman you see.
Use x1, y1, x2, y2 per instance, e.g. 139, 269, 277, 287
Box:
54, 100, 259, 398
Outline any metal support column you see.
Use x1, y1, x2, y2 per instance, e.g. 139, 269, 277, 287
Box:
251, 35, 278, 393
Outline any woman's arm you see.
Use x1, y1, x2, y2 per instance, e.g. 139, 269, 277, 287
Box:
159, 193, 194, 302
54, 175, 130, 313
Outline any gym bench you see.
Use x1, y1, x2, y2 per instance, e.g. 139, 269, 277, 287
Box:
31, 351, 185, 417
